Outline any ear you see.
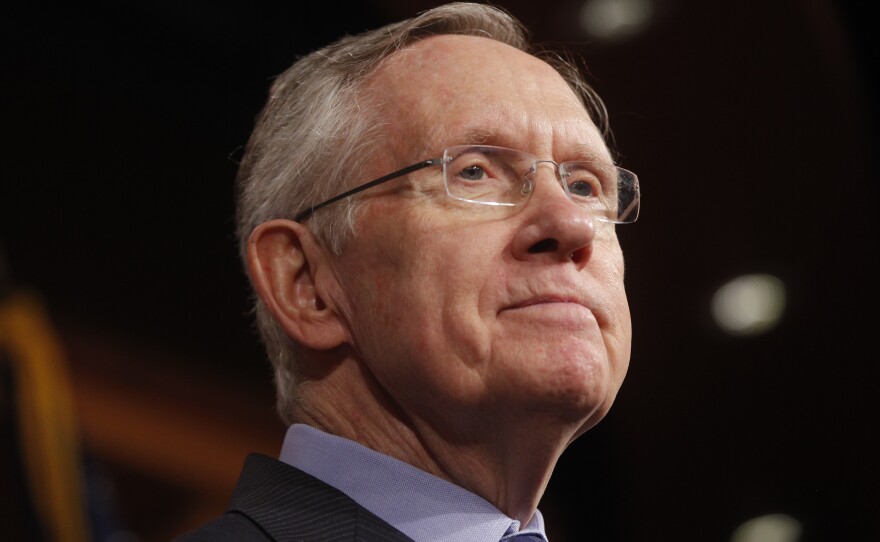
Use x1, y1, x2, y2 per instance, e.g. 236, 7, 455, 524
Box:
246, 219, 348, 351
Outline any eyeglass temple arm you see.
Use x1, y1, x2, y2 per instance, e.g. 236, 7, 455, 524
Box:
293, 159, 440, 222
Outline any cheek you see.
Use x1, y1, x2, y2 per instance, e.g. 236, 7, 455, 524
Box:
336, 216, 501, 387
402, 240, 501, 373
596, 245, 632, 409
594, 237, 629, 328
598, 245, 631, 359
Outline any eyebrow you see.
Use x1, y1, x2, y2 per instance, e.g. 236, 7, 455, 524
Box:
568, 143, 616, 167
457, 127, 498, 146
454, 129, 616, 166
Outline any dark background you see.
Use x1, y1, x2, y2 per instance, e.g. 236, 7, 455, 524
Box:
2, 1, 877, 541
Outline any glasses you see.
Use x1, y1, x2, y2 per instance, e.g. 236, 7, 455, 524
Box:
293, 145, 640, 223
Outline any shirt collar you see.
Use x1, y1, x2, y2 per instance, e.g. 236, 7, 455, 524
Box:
278, 424, 548, 542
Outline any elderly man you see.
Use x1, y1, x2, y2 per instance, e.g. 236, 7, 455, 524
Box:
178, 3, 638, 541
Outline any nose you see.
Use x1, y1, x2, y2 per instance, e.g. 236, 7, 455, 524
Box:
511, 163, 596, 269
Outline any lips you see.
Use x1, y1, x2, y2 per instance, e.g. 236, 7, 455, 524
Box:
499, 296, 597, 333
504, 295, 586, 311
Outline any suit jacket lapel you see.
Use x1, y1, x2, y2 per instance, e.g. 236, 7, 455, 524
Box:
229, 454, 415, 542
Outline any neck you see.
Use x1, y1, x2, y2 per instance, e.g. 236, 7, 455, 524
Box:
291, 355, 581, 525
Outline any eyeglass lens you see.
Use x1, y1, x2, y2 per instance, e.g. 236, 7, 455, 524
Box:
442, 146, 638, 223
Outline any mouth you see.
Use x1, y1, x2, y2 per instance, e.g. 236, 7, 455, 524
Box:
499, 296, 596, 331
504, 295, 586, 311
496, 289, 607, 339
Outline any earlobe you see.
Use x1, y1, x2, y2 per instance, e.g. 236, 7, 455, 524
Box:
246, 219, 347, 351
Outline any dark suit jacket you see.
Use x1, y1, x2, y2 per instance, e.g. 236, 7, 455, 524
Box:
174, 454, 415, 542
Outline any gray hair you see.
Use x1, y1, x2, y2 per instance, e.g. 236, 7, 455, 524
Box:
235, 2, 610, 424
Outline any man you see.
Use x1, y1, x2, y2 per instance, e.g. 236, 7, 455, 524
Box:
178, 3, 639, 541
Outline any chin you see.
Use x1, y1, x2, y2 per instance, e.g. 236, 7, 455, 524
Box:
539, 355, 617, 426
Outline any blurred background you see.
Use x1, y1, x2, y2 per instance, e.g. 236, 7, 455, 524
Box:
1, 1, 876, 541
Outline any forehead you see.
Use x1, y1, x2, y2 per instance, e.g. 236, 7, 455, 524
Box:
364, 34, 609, 162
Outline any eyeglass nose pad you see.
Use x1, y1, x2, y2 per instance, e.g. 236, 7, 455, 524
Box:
521, 178, 534, 195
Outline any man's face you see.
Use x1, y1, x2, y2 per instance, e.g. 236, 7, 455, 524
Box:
327, 35, 631, 444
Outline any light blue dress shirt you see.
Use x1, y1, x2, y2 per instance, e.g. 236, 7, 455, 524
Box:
279, 424, 549, 542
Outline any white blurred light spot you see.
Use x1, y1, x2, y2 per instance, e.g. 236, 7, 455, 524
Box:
580, 0, 654, 40
711, 274, 786, 336
731, 513, 803, 542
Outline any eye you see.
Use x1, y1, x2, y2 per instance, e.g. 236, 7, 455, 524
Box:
445, 147, 520, 203
566, 175, 602, 200
563, 163, 608, 201
569, 179, 597, 197
459, 165, 486, 182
